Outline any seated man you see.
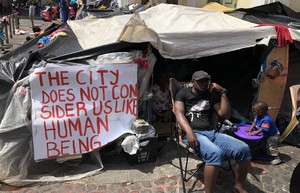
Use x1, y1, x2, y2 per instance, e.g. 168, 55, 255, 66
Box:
174, 70, 251, 193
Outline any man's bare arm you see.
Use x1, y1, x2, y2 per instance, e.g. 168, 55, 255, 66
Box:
211, 82, 231, 119
174, 100, 198, 149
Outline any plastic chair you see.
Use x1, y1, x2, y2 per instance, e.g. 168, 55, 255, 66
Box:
280, 85, 300, 143
169, 77, 235, 193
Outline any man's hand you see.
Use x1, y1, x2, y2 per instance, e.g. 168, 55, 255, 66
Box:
185, 131, 198, 149
210, 82, 225, 93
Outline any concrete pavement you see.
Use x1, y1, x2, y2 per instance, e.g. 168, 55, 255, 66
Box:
0, 16, 300, 193
0, 139, 299, 193
0, 15, 56, 57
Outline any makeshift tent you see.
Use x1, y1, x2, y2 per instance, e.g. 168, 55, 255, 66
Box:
227, 2, 300, 147
0, 3, 299, 186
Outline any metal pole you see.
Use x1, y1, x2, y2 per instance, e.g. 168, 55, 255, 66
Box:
11, 14, 15, 35
8, 15, 13, 39
14, 13, 19, 30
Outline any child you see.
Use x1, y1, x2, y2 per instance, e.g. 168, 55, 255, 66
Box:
69, 0, 78, 20
25, 36, 32, 43
246, 101, 281, 165
32, 26, 43, 37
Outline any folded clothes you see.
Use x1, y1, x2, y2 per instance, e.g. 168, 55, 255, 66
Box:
37, 36, 51, 48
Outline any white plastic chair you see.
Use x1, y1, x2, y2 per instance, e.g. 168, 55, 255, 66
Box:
280, 85, 300, 143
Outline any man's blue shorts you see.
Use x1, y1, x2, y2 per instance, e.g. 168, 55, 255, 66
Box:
183, 130, 252, 166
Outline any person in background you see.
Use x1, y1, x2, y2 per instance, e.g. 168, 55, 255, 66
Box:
36, 1, 41, 15
246, 101, 282, 165
60, 0, 69, 23
28, 1, 35, 28
32, 26, 43, 37
174, 70, 251, 193
48, 3, 53, 22
69, 0, 78, 20
12, 0, 20, 15
11, 0, 20, 28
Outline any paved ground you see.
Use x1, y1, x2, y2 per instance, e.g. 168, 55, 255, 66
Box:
0, 139, 299, 193
0, 13, 57, 57
0, 15, 300, 193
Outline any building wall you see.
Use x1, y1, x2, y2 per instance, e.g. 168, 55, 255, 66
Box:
146, 0, 167, 4
177, 0, 207, 7
289, 1, 300, 12
118, 0, 138, 6
143, 0, 300, 12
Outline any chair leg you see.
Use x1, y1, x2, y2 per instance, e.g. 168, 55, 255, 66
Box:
184, 153, 190, 180
184, 152, 204, 181
176, 140, 187, 193
170, 117, 173, 140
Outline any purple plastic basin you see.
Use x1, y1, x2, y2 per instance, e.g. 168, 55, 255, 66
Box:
234, 124, 264, 148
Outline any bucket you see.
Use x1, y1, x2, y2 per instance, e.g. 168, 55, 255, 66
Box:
234, 124, 264, 149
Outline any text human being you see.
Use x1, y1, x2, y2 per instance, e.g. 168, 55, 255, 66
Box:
174, 70, 251, 193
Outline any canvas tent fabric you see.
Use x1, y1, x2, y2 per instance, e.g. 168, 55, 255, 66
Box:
67, 14, 132, 50
69, 3, 286, 59
120, 3, 300, 59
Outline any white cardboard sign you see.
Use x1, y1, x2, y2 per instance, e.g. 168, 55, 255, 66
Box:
30, 64, 137, 160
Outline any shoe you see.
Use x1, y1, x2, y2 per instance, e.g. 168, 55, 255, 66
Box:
270, 157, 281, 165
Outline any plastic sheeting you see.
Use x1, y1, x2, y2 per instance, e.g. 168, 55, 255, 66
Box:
0, 45, 156, 186
0, 62, 105, 186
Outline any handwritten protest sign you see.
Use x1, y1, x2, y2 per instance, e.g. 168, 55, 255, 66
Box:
30, 64, 137, 161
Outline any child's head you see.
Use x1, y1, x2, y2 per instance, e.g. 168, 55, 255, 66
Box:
32, 26, 41, 33
26, 36, 31, 41
32, 26, 42, 37
253, 101, 269, 117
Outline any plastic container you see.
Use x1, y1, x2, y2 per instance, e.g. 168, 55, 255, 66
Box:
131, 119, 150, 134
126, 134, 158, 165
234, 124, 264, 149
